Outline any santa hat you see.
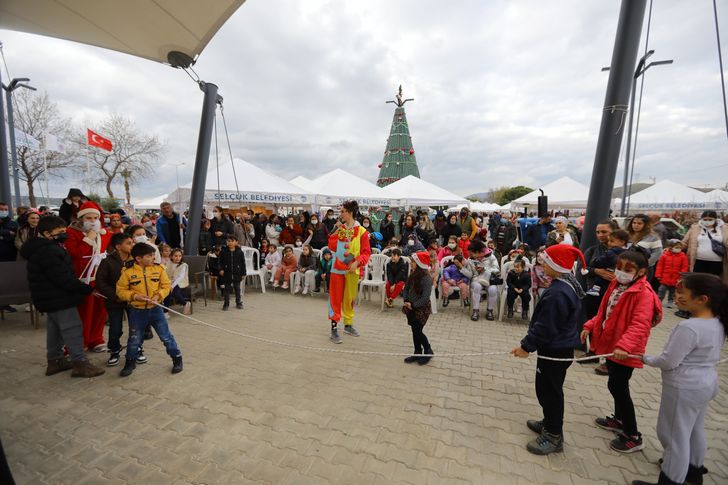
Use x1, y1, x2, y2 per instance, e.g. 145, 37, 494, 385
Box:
77, 201, 102, 219
541, 244, 586, 274
412, 251, 430, 270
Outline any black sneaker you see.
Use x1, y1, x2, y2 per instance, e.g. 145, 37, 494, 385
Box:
463, 298, 470, 307
578, 351, 599, 365
313, 287, 321, 293
404, 354, 420, 364
136, 348, 147, 364
171, 355, 183, 374
2, 305, 17, 313
595, 415, 623, 433
120, 360, 136, 377
442, 298, 450, 308
521, 310, 528, 320
470, 310, 480, 321
330, 328, 342, 344
418, 348, 434, 365
344, 325, 360, 337
507, 308, 514, 318
107, 352, 120, 367
526, 431, 563, 455
486, 309, 495, 321
222, 304, 229, 311
236, 302, 243, 309
610, 432, 643, 453
526, 420, 544, 434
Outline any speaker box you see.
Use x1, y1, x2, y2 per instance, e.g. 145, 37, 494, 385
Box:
537, 195, 548, 218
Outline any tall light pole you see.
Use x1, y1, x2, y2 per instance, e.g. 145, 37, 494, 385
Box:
173, 162, 185, 212
3, 77, 36, 208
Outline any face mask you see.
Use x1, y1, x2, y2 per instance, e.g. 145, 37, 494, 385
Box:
363, 223, 370, 228
134, 235, 148, 244
328, 215, 336, 220
408, 239, 415, 246
52, 232, 68, 243
700, 219, 716, 228
212, 212, 219, 218
0, 210, 8, 218
614, 269, 636, 285
275, 225, 282, 232
311, 219, 318, 225
671, 248, 682, 254
83, 220, 101, 232
143, 221, 153, 228
460, 212, 466, 217
448, 242, 456, 249
104, 218, 110, 224
295, 242, 302, 247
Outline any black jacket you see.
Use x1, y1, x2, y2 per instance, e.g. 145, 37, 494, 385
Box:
210, 217, 235, 248
520, 279, 581, 352
379, 220, 396, 245
494, 222, 517, 256
21, 237, 93, 312
386, 258, 408, 284
506, 270, 531, 291
0, 217, 18, 261
440, 221, 462, 244
95, 252, 132, 309
219, 246, 247, 283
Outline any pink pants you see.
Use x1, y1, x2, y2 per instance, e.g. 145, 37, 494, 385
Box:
441, 279, 469, 299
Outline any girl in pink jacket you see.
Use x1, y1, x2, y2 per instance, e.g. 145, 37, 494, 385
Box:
581, 248, 662, 455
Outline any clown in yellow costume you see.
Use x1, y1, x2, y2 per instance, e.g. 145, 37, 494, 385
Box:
327, 201, 371, 344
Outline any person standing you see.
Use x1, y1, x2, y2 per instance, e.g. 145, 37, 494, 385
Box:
209, 206, 235, 248
327, 200, 371, 344
58, 188, 87, 225
581, 221, 619, 319
546, 216, 580, 247
219, 235, 246, 310
627, 214, 663, 282
402, 251, 435, 365
524, 215, 554, 251
379, 212, 396, 246
279, 215, 303, 246
14, 210, 40, 259
682, 211, 727, 283
0, 202, 18, 263
458, 207, 477, 240
156, 202, 187, 249
492, 213, 518, 259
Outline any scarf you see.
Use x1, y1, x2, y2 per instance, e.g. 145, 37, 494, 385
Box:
558, 273, 585, 299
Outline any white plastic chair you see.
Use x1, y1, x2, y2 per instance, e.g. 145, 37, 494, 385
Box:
358, 254, 390, 310
241, 247, 266, 294
439, 256, 466, 312
371, 247, 381, 254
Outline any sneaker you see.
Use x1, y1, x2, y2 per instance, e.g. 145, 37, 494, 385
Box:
418, 348, 433, 365
120, 359, 136, 377
526, 431, 563, 455
463, 298, 470, 307
609, 433, 643, 453
675, 310, 690, 318
330, 328, 342, 344
1, 305, 17, 313
107, 352, 120, 367
91, 344, 108, 353
171, 355, 183, 374
282, 282, 289, 289
526, 420, 544, 434
71, 360, 105, 378
272, 281, 280, 288
183, 302, 192, 315
586, 285, 601, 297
578, 351, 599, 365
313, 287, 321, 293
404, 354, 421, 364
442, 298, 450, 308
470, 310, 480, 321
486, 309, 495, 321
666, 301, 674, 309
386, 298, 394, 308
293, 285, 300, 294
521, 310, 529, 320
45, 357, 74, 376
595, 363, 609, 376
344, 325, 360, 337
507, 308, 514, 319
236, 302, 243, 309
595, 415, 623, 433
136, 349, 148, 364
302, 286, 309, 295
222, 304, 229, 311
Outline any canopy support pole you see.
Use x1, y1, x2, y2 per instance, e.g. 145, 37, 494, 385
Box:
0, 68, 12, 213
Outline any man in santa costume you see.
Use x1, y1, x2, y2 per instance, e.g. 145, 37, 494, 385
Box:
327, 200, 371, 344
65, 201, 112, 352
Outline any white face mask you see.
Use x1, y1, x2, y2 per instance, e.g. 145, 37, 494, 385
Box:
699, 219, 716, 228
295, 241, 302, 247
614, 269, 636, 285
363, 223, 370, 228
311, 219, 318, 225
83, 220, 101, 232
448, 242, 456, 249
408, 239, 415, 246
134, 235, 148, 244
212, 211, 219, 218
0, 210, 8, 218
671, 248, 682, 254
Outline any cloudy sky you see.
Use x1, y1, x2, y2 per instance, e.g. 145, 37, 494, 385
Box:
1, 0, 727, 202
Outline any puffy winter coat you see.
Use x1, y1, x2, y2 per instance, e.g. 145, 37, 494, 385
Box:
583, 277, 663, 368
655, 250, 689, 287
116, 263, 171, 309
96, 251, 133, 308
218, 246, 247, 283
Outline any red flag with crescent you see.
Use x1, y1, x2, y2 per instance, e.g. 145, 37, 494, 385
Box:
87, 129, 113, 151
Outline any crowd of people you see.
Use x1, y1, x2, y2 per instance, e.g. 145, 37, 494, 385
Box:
1, 188, 727, 483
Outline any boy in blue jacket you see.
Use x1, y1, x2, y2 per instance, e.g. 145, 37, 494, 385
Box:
512, 244, 585, 455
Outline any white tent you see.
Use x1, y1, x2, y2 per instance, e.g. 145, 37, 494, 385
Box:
696, 189, 728, 210
380, 175, 467, 208
289, 176, 316, 192
469, 201, 506, 212
168, 159, 313, 207
299, 168, 395, 207
134, 193, 169, 210
626, 180, 709, 211
510, 176, 591, 209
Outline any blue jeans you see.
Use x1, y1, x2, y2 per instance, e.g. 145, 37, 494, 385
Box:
163, 286, 189, 311
125, 306, 181, 361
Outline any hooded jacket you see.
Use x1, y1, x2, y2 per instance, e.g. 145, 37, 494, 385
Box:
116, 262, 171, 309
655, 249, 689, 287
95, 251, 133, 309
219, 246, 247, 283
21, 236, 93, 312
58, 188, 87, 225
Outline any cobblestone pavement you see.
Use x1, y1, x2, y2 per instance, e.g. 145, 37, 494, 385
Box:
1, 289, 726, 485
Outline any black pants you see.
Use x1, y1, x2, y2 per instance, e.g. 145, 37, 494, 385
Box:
223, 280, 242, 305
506, 288, 531, 311
693, 259, 723, 277
406, 312, 431, 354
607, 360, 638, 436
583, 294, 602, 320
535, 348, 573, 435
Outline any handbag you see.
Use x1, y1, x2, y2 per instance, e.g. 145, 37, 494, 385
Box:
489, 274, 504, 286
705, 230, 725, 257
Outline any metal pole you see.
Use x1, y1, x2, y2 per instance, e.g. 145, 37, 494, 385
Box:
619, 76, 637, 217
184, 81, 219, 256
0, 70, 12, 213
5, 89, 21, 208
581, 0, 647, 251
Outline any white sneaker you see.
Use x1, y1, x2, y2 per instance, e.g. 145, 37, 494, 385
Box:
293, 285, 301, 294
302, 286, 309, 295
282, 282, 289, 289
273, 281, 280, 288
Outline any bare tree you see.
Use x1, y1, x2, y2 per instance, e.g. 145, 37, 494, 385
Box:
78, 114, 164, 199
12, 90, 78, 207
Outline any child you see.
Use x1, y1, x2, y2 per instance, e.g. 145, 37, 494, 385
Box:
581, 248, 662, 454
441, 254, 470, 308
506, 258, 531, 319
294, 244, 318, 295
511, 244, 585, 455
218, 235, 246, 310
458, 231, 471, 259
655, 241, 688, 309
158, 243, 172, 265
273, 245, 297, 289
531, 248, 553, 298
315, 247, 333, 293
116, 242, 183, 377
127, 224, 161, 263
21, 216, 105, 378
165, 248, 192, 315
294, 236, 303, 248
385, 248, 408, 308
438, 236, 460, 262
264, 243, 281, 283
586, 229, 629, 297
96, 233, 147, 367
402, 251, 434, 365
461, 240, 500, 321
631, 273, 726, 485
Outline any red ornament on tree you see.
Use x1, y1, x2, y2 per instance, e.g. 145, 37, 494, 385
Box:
409, 149, 415, 155
378, 164, 382, 168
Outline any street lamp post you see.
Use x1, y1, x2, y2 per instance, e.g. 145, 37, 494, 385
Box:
2, 77, 37, 208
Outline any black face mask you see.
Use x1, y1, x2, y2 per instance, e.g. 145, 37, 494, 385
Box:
53, 233, 68, 243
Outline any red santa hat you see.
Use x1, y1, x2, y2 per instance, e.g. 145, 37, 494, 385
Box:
412, 251, 431, 270
76, 201, 102, 219
541, 244, 586, 274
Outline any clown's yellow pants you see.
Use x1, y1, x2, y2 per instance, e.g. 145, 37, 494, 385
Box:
328, 271, 359, 325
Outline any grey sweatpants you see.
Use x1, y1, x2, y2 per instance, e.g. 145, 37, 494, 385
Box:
46, 307, 86, 362
470, 281, 498, 310
657, 382, 718, 483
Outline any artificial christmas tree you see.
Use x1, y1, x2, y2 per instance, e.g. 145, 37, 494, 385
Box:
376, 85, 421, 187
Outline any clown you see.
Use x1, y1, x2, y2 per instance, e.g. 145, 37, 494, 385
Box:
328, 200, 371, 344
65, 201, 112, 351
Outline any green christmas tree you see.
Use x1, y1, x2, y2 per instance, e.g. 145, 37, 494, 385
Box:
376, 85, 421, 187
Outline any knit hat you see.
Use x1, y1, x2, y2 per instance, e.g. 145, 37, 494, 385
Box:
541, 244, 586, 274
412, 251, 430, 270
77, 201, 102, 219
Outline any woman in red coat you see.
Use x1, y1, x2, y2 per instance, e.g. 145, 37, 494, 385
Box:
65, 201, 111, 352
582, 248, 662, 455
655, 241, 689, 308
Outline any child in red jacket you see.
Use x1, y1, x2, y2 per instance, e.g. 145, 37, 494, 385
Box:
581, 248, 662, 454
655, 241, 689, 309
457, 232, 470, 259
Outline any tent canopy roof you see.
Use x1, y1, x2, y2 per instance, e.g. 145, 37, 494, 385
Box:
380, 175, 467, 207
511, 176, 590, 207
0, 0, 245, 65
627, 180, 705, 204
135, 193, 169, 210
301, 168, 392, 206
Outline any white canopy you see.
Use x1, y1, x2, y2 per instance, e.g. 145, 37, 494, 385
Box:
510, 176, 591, 209
696, 189, 728, 210
134, 193, 169, 210
298, 168, 395, 207
0, 0, 245, 65
469, 201, 506, 213
380, 175, 467, 208
289, 176, 316, 192
626, 180, 709, 211
169, 158, 313, 207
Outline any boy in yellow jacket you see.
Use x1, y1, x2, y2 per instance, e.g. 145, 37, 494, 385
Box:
116, 243, 183, 377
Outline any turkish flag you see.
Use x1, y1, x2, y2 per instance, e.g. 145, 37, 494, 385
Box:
87, 129, 113, 151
